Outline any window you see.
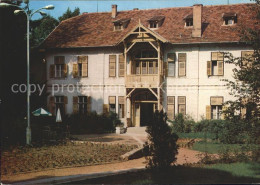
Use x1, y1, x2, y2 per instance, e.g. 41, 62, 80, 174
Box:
118, 96, 125, 119
223, 13, 237, 25
134, 61, 158, 75
224, 17, 237, 25
206, 96, 224, 120
167, 53, 176, 77
78, 96, 88, 114
167, 96, 175, 120
55, 64, 64, 78
109, 96, 116, 113
118, 54, 125, 77
185, 19, 193, 27
178, 53, 186, 77
55, 96, 66, 116
73, 56, 88, 78
148, 16, 165, 29
114, 24, 123, 31
49, 56, 67, 78
109, 55, 116, 77
178, 96, 186, 115
73, 96, 91, 114
150, 22, 158, 29
207, 52, 224, 76
113, 18, 130, 31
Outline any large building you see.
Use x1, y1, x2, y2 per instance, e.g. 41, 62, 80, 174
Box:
42, 3, 256, 127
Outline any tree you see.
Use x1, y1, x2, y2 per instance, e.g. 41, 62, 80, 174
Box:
222, 1, 259, 143
58, 7, 80, 22
144, 111, 179, 169
31, 15, 59, 47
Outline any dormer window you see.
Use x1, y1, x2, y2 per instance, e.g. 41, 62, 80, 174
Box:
222, 13, 237, 25
148, 16, 165, 29
184, 14, 193, 27
113, 18, 130, 31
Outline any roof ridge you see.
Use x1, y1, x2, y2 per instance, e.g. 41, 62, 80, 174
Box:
75, 3, 254, 16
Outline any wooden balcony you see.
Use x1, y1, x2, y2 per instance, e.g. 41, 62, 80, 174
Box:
126, 75, 162, 88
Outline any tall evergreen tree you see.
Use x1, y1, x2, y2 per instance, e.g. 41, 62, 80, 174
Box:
58, 7, 80, 22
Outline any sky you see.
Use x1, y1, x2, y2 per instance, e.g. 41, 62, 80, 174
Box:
29, 0, 252, 20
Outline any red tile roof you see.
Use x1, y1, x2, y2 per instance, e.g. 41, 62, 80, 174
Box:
43, 3, 258, 48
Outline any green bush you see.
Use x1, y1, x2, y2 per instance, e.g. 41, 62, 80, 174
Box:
171, 114, 195, 133
64, 111, 120, 134
145, 111, 179, 169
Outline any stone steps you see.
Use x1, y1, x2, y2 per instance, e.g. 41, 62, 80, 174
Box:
126, 127, 147, 135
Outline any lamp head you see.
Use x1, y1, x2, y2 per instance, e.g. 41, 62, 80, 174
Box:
24, 0, 29, 4
14, 10, 23, 15
0, 2, 12, 7
44, 5, 54, 10
39, 11, 47, 16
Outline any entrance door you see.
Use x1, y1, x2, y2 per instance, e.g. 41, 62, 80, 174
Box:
134, 103, 140, 127
140, 103, 154, 126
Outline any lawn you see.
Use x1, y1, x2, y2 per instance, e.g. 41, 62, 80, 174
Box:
1, 142, 137, 176
176, 132, 215, 140
70, 162, 260, 184
191, 140, 258, 154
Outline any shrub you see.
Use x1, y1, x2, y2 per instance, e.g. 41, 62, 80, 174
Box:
171, 114, 195, 133
145, 111, 179, 169
64, 111, 119, 134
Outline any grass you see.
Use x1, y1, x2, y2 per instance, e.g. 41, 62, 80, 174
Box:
192, 140, 258, 154
70, 163, 260, 184
1, 142, 137, 176
205, 162, 260, 178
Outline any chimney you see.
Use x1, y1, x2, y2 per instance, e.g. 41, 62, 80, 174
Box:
112, 4, 117, 18
133, 8, 139, 11
192, 4, 203, 38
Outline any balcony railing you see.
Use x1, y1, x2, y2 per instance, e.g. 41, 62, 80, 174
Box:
126, 75, 161, 88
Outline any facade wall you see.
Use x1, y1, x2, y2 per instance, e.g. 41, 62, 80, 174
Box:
46, 44, 253, 123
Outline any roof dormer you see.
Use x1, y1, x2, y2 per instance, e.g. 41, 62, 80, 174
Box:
148, 16, 165, 29
113, 18, 131, 31
184, 14, 193, 27
222, 13, 237, 25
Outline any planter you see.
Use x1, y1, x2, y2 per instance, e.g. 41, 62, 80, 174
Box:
116, 127, 125, 134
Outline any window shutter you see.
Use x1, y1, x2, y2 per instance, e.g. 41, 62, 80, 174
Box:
103, 104, 109, 114
207, 61, 212, 76
73, 96, 78, 114
49, 65, 55, 78
167, 96, 175, 104
221, 105, 227, 120
109, 55, 116, 77
206, 105, 211, 120
178, 96, 186, 105
178, 96, 186, 115
73, 64, 78, 78
64, 96, 68, 104
87, 96, 91, 113
211, 52, 218, 61
178, 53, 186, 76
54, 56, 65, 64
119, 54, 125, 77
82, 63, 88, 77
78, 56, 88, 63
49, 96, 55, 115
167, 104, 174, 120
167, 53, 175, 62
164, 62, 168, 76
217, 52, 224, 61
217, 61, 224, 76
210, 97, 223, 105
63, 64, 68, 77
118, 96, 125, 104
109, 96, 116, 104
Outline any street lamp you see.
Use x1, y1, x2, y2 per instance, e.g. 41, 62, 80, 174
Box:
0, 2, 54, 145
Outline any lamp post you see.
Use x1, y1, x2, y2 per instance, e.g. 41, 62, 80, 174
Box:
0, 2, 54, 145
